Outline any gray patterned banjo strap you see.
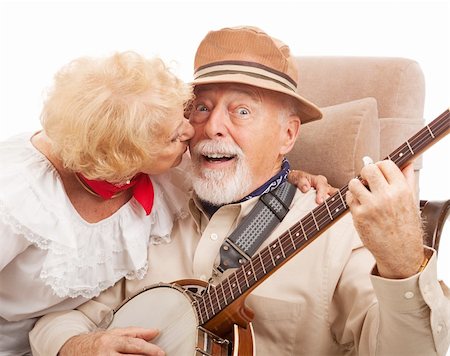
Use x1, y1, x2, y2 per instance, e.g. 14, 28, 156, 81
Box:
217, 181, 297, 273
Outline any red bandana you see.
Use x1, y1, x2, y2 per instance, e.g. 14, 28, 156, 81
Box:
76, 173, 154, 215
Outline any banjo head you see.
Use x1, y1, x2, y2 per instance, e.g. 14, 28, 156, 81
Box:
107, 283, 199, 355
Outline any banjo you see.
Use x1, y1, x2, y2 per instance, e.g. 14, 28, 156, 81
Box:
102, 109, 450, 356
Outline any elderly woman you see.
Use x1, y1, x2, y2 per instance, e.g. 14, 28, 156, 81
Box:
0, 51, 195, 354
0, 51, 331, 355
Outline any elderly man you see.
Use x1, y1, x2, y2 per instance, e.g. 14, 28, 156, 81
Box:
30, 27, 449, 356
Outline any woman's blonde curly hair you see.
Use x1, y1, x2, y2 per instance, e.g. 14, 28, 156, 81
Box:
41, 51, 193, 183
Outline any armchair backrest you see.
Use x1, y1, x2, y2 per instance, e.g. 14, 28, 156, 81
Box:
287, 56, 425, 198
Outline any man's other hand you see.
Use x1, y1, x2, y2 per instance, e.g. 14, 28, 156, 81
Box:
59, 327, 164, 356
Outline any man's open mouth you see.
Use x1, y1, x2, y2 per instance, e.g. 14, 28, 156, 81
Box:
202, 153, 236, 163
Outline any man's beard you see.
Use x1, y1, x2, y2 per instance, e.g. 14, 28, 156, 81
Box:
190, 140, 252, 205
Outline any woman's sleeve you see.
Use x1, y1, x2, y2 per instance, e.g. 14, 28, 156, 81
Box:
30, 277, 127, 356
0, 219, 32, 271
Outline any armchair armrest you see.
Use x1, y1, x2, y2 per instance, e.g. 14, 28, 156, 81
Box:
420, 200, 450, 252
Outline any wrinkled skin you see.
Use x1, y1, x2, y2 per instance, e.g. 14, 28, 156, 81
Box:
346, 161, 424, 279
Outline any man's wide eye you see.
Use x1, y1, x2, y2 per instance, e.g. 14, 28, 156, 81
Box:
196, 104, 208, 112
237, 108, 249, 115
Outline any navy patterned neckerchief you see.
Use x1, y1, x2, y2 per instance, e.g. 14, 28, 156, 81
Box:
201, 158, 291, 216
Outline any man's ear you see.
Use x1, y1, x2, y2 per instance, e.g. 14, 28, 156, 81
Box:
280, 114, 301, 155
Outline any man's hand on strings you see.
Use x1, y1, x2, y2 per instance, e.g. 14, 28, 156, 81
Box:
346, 161, 425, 279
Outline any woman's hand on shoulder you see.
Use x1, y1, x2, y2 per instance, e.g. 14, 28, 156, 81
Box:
288, 170, 337, 204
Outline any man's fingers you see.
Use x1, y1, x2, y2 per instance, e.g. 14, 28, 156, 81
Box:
312, 175, 334, 204
345, 190, 358, 209
401, 162, 416, 190
287, 171, 338, 204
110, 328, 164, 355
328, 185, 339, 195
299, 177, 311, 192
117, 336, 165, 356
288, 171, 311, 192
111, 327, 160, 341
376, 159, 406, 185
347, 178, 371, 205
60, 329, 165, 356
359, 163, 387, 193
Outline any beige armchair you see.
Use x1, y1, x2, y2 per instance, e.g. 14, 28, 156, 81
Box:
287, 56, 449, 251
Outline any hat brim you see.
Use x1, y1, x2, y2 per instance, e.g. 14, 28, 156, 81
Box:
191, 73, 322, 124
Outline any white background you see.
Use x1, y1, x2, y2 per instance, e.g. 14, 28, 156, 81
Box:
1, 0, 449, 312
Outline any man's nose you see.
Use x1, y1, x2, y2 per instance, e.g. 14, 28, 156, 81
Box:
203, 107, 228, 139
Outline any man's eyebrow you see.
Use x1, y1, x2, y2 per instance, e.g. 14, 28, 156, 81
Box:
195, 84, 262, 102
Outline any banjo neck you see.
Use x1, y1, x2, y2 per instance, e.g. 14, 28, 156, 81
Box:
194, 108, 450, 335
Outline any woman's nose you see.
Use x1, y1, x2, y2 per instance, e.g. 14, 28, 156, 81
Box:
181, 119, 195, 141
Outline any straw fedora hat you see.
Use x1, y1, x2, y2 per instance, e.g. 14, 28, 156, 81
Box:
192, 26, 322, 124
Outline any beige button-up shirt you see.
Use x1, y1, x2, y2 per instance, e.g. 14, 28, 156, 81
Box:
30, 187, 449, 356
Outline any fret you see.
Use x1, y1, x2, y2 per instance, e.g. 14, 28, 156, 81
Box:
409, 137, 421, 152
299, 220, 307, 240
199, 297, 207, 318
311, 210, 320, 231
337, 190, 347, 209
207, 289, 215, 315
416, 127, 438, 150
327, 195, 339, 211
220, 283, 228, 305
202, 297, 209, 320
252, 255, 263, 280
234, 273, 242, 295
323, 199, 333, 220
195, 301, 204, 324
242, 265, 250, 288
227, 277, 235, 300
249, 259, 258, 281
279, 239, 286, 258
314, 210, 329, 231
213, 287, 221, 310
280, 236, 292, 257
259, 253, 267, 274
427, 125, 435, 138
387, 154, 392, 160
246, 265, 256, 284
268, 245, 276, 266
406, 140, 414, 154
288, 228, 297, 250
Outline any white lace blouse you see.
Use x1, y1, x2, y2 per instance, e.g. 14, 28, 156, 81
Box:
0, 133, 190, 354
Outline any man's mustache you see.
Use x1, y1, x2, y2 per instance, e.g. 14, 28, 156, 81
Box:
191, 140, 244, 159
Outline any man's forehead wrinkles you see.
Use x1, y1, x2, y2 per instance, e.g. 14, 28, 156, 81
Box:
195, 84, 263, 103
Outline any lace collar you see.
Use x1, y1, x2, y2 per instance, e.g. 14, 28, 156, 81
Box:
0, 133, 189, 298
